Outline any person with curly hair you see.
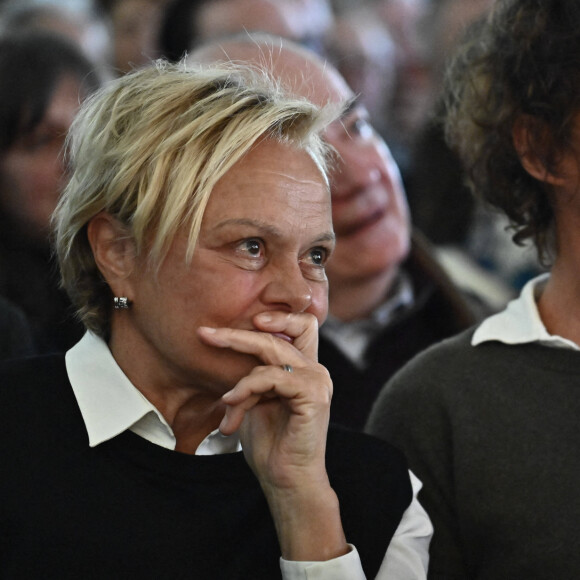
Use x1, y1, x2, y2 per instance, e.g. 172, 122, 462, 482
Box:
366, 0, 580, 577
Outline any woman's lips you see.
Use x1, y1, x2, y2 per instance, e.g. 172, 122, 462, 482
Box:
272, 332, 293, 343
251, 329, 294, 343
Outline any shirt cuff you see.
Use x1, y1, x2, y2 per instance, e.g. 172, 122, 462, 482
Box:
280, 544, 366, 580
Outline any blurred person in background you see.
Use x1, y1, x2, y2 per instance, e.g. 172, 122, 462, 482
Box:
95, 0, 170, 75
191, 33, 484, 432
323, 6, 397, 140
405, 0, 539, 303
372, 0, 432, 176
158, 0, 334, 62
328, 0, 431, 175
0, 31, 101, 353
0, 0, 112, 77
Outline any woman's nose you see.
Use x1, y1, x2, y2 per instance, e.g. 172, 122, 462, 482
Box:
261, 263, 313, 313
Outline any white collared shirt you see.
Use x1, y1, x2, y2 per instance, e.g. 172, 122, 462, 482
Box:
472, 273, 579, 350
66, 332, 241, 454
65, 332, 431, 579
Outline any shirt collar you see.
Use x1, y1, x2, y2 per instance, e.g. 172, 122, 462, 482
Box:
472, 273, 579, 350
65, 332, 241, 453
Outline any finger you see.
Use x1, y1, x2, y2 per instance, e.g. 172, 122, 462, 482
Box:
253, 311, 319, 361
219, 393, 262, 435
222, 365, 311, 404
197, 325, 307, 368
220, 365, 331, 433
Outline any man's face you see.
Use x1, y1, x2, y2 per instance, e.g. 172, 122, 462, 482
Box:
303, 64, 411, 288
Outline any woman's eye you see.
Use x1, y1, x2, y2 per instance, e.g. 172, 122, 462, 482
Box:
304, 247, 328, 267
244, 240, 260, 255
238, 238, 263, 258
310, 248, 325, 265
300, 247, 330, 281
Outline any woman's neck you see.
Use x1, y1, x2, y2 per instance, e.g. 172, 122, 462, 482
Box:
109, 329, 226, 455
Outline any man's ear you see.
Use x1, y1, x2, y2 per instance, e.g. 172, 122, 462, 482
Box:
87, 212, 136, 295
512, 116, 567, 187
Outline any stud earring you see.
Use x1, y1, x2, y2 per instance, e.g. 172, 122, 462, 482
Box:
113, 296, 130, 310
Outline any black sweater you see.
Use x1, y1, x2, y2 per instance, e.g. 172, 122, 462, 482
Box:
0, 354, 412, 579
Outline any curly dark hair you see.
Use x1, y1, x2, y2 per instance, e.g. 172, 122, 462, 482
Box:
444, 0, 580, 263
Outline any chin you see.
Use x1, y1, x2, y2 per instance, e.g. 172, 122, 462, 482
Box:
207, 352, 263, 391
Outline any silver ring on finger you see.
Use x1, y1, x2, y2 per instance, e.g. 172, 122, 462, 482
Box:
281, 364, 293, 373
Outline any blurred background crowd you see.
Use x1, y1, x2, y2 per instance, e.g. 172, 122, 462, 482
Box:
0, 0, 545, 357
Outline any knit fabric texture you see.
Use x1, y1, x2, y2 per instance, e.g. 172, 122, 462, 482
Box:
0, 354, 412, 579
366, 327, 580, 579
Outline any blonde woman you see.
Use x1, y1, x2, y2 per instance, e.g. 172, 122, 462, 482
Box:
0, 62, 422, 578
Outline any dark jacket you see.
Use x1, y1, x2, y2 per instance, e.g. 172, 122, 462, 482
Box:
320, 230, 482, 430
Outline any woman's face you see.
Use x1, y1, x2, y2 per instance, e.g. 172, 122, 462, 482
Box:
116, 139, 334, 395
0, 74, 83, 240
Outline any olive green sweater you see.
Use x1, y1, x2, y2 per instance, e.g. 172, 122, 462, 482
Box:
366, 328, 580, 579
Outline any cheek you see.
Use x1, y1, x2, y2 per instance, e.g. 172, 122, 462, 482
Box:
182, 266, 264, 327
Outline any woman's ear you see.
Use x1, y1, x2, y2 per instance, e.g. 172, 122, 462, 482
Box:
512, 116, 567, 187
87, 212, 136, 294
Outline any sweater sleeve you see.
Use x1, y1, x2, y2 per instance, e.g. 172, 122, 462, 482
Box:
365, 346, 469, 579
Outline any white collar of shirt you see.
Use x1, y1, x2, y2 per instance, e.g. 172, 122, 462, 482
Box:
472, 273, 580, 350
65, 331, 241, 455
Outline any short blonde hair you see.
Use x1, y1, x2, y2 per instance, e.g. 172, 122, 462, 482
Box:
54, 60, 338, 338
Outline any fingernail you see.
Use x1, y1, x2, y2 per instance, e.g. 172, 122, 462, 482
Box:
199, 326, 216, 333
258, 313, 272, 323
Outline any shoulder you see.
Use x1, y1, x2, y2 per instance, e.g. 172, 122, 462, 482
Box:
0, 353, 88, 477
0, 296, 35, 359
365, 326, 491, 436
388, 325, 480, 385
0, 352, 66, 380
406, 231, 483, 328
0, 354, 69, 409
366, 321, 554, 438
391, 321, 555, 388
